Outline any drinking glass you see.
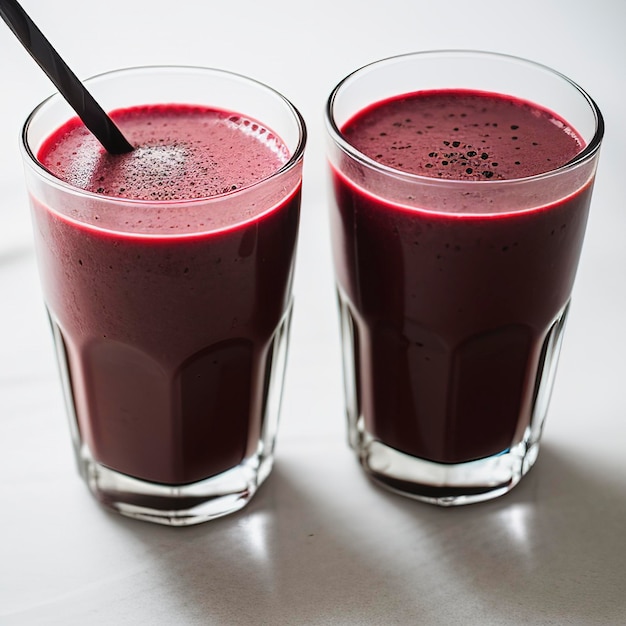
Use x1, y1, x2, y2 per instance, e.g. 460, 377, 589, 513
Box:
22, 66, 306, 525
325, 51, 603, 505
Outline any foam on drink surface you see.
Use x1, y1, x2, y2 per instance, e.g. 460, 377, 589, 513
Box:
39, 104, 290, 201
341, 90, 583, 181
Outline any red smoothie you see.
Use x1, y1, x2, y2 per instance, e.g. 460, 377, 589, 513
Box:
331, 90, 592, 464
33, 104, 301, 484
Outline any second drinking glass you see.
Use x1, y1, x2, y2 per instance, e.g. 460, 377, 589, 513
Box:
326, 50, 603, 505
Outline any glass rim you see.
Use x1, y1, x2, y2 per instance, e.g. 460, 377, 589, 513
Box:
325, 49, 604, 188
21, 64, 307, 206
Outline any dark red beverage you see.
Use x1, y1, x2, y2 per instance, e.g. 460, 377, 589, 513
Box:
330, 90, 594, 465
33, 104, 301, 485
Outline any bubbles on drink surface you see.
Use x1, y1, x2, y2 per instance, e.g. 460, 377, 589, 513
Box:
342, 90, 583, 181
39, 105, 289, 200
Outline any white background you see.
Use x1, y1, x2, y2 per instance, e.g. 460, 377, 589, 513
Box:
1, 1, 625, 624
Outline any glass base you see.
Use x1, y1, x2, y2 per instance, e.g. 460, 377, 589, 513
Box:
353, 422, 539, 506
77, 445, 273, 526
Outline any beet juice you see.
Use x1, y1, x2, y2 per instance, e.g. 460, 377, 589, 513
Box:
333, 89, 586, 462
23, 67, 306, 524
327, 52, 602, 505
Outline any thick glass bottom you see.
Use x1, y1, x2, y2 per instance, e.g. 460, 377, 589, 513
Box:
77, 445, 272, 526
353, 420, 539, 505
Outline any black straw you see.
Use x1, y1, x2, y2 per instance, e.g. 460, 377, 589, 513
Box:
0, 0, 134, 154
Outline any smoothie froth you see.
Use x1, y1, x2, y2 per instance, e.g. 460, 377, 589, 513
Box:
39, 104, 289, 201
341, 89, 582, 181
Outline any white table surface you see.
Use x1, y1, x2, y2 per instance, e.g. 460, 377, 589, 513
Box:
1, 1, 625, 624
